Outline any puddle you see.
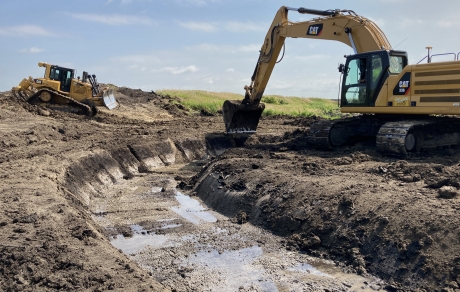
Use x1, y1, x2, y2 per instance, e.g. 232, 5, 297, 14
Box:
110, 225, 171, 254
186, 246, 278, 291
171, 192, 217, 224
288, 263, 333, 278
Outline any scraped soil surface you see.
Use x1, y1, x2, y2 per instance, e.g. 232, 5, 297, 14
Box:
1, 88, 460, 291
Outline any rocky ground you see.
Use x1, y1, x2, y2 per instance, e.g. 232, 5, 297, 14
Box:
1, 87, 460, 291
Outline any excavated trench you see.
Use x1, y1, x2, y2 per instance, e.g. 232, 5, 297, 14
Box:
59, 134, 394, 291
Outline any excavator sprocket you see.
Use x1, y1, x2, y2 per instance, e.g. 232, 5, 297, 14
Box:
222, 100, 265, 133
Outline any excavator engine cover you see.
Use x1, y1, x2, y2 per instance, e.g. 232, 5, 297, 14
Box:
222, 100, 265, 133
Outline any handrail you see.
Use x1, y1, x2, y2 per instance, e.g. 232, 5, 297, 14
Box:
431, 52, 456, 62
417, 51, 458, 64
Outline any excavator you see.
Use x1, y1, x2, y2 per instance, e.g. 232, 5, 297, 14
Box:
12, 62, 117, 116
222, 6, 460, 155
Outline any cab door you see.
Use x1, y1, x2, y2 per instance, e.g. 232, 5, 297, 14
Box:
60, 70, 73, 92
341, 56, 370, 106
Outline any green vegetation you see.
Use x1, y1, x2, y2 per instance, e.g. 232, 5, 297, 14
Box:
157, 89, 340, 118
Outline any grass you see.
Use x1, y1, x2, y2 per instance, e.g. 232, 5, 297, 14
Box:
157, 89, 340, 118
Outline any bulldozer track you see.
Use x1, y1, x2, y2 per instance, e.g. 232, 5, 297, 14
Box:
22, 88, 95, 116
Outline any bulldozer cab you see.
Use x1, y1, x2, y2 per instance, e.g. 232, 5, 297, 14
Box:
49, 65, 74, 93
341, 50, 407, 107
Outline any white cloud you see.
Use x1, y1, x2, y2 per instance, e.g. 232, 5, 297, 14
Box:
399, 18, 423, 27
179, 21, 217, 32
0, 25, 56, 37
437, 20, 460, 28
186, 43, 260, 53
174, 0, 219, 6
68, 13, 154, 26
202, 77, 214, 84
113, 54, 162, 64
19, 47, 44, 54
226, 68, 235, 73
178, 21, 267, 33
152, 65, 199, 74
224, 22, 266, 33
294, 54, 330, 61
237, 44, 260, 53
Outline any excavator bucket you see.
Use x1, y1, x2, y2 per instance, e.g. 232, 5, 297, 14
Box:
102, 89, 117, 110
222, 100, 265, 133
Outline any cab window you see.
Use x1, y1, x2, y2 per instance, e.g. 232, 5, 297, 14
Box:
50, 68, 61, 81
343, 58, 367, 105
389, 56, 404, 74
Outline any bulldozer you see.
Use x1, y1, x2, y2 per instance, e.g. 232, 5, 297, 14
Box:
12, 62, 117, 116
222, 6, 460, 155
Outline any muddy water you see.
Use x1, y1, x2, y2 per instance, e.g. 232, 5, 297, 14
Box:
92, 173, 388, 291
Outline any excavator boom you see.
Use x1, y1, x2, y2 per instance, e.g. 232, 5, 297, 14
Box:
223, 6, 391, 133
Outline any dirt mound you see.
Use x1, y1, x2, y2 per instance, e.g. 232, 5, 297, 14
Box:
193, 140, 460, 291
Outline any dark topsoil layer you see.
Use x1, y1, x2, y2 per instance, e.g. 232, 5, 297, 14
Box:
1, 87, 460, 291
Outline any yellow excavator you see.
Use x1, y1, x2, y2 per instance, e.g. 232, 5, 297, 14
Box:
223, 6, 460, 155
12, 62, 117, 116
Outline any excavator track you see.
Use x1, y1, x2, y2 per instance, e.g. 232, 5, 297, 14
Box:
26, 88, 95, 116
376, 117, 460, 155
308, 116, 384, 149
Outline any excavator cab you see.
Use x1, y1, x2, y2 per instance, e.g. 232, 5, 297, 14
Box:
340, 50, 408, 107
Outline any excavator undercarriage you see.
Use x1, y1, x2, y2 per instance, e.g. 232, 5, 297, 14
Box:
308, 116, 460, 155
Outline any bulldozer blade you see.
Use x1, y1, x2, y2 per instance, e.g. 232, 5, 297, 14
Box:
222, 100, 265, 133
12, 90, 29, 101
102, 89, 117, 110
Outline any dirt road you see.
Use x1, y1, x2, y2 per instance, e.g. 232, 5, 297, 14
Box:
1, 87, 460, 291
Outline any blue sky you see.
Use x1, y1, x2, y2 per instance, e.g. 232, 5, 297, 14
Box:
2, 0, 460, 98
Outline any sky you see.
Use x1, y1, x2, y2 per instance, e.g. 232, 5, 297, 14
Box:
1, 0, 460, 99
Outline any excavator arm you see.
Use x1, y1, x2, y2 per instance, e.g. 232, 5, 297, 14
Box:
223, 6, 392, 132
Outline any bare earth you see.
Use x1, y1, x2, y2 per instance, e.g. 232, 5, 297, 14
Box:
1, 88, 460, 292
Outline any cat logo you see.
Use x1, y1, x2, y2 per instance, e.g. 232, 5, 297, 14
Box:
399, 81, 409, 88
393, 72, 411, 96
306, 24, 323, 36
309, 26, 319, 35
